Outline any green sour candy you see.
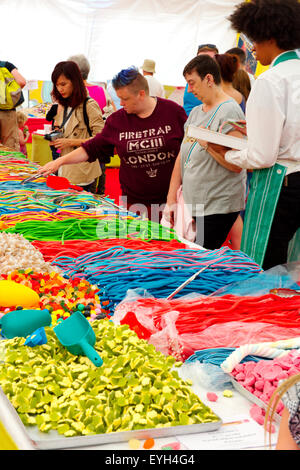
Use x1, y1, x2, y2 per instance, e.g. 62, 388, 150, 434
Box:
0, 321, 220, 437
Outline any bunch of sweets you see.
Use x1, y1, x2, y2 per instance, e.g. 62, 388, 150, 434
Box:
0, 270, 109, 324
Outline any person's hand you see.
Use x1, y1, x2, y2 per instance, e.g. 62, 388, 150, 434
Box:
37, 158, 62, 177
164, 197, 177, 227
207, 142, 230, 158
197, 138, 209, 150
51, 138, 72, 150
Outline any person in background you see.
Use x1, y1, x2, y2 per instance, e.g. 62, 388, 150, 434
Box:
214, 53, 248, 250
204, 0, 300, 270
68, 54, 107, 111
0, 60, 26, 151
16, 110, 29, 156
166, 55, 246, 249
226, 46, 256, 88
266, 373, 300, 450
232, 68, 251, 102
37, 66, 187, 221
68, 54, 117, 115
183, 44, 219, 116
214, 53, 246, 112
141, 59, 165, 98
100, 82, 117, 120
46, 60, 104, 192
226, 47, 252, 102
45, 94, 62, 161
68, 53, 116, 194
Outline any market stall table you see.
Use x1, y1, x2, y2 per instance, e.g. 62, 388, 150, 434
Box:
0, 149, 291, 452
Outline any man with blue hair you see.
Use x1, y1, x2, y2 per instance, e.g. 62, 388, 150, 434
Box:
38, 66, 187, 221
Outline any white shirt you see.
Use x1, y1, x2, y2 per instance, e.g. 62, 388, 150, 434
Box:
248, 72, 256, 88
225, 52, 300, 175
145, 75, 165, 98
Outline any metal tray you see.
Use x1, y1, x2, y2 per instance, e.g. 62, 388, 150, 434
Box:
230, 377, 281, 424
0, 387, 222, 450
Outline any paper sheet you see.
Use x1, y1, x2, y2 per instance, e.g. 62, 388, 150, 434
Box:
177, 415, 278, 450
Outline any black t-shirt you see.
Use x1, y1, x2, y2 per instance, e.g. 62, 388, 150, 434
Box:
0, 61, 16, 72
82, 97, 187, 205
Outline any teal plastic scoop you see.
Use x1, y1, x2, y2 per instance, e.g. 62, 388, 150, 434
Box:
0, 309, 51, 339
53, 311, 103, 367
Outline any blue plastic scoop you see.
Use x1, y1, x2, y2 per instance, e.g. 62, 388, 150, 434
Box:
54, 311, 103, 367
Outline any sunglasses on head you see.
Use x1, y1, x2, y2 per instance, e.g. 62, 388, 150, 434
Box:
198, 43, 217, 50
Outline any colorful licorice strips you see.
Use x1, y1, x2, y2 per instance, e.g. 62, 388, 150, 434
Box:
0, 181, 49, 191
68, 269, 259, 312
0, 210, 128, 229
115, 294, 300, 336
0, 151, 28, 160
112, 295, 300, 359
51, 246, 261, 284
0, 189, 114, 214
4, 218, 178, 242
32, 239, 186, 262
52, 246, 261, 275
48, 247, 261, 310
186, 348, 265, 367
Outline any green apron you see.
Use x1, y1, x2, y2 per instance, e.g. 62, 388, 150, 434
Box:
240, 50, 300, 267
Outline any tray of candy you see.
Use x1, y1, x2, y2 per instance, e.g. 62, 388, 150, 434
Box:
230, 377, 281, 424
0, 387, 222, 450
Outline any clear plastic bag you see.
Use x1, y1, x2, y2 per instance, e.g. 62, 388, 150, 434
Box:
212, 261, 300, 296
178, 362, 233, 390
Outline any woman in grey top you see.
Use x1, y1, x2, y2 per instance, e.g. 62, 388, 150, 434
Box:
166, 55, 246, 249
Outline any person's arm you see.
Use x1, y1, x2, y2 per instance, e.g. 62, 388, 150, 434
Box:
18, 128, 25, 146
276, 407, 300, 450
225, 78, 284, 169
200, 130, 244, 173
37, 146, 89, 176
165, 153, 182, 225
104, 89, 117, 112
10, 68, 26, 88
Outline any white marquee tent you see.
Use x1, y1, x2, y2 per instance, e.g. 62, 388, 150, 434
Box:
0, 0, 244, 86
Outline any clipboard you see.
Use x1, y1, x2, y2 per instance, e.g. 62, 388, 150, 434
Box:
187, 125, 248, 150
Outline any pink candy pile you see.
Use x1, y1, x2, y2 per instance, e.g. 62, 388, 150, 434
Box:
231, 350, 300, 416
250, 404, 276, 433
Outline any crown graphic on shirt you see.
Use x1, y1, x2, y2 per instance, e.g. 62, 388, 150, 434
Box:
146, 169, 158, 178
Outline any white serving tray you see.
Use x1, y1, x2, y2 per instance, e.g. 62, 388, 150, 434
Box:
187, 126, 248, 151
0, 386, 222, 450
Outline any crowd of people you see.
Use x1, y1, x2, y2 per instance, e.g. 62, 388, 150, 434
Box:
0, 0, 300, 451
1, 0, 299, 268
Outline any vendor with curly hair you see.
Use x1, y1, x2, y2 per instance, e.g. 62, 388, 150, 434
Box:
204, 0, 300, 269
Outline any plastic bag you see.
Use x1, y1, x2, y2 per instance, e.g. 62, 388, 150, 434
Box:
113, 286, 300, 361
113, 289, 160, 340
212, 262, 300, 296
113, 288, 204, 342
178, 362, 233, 390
